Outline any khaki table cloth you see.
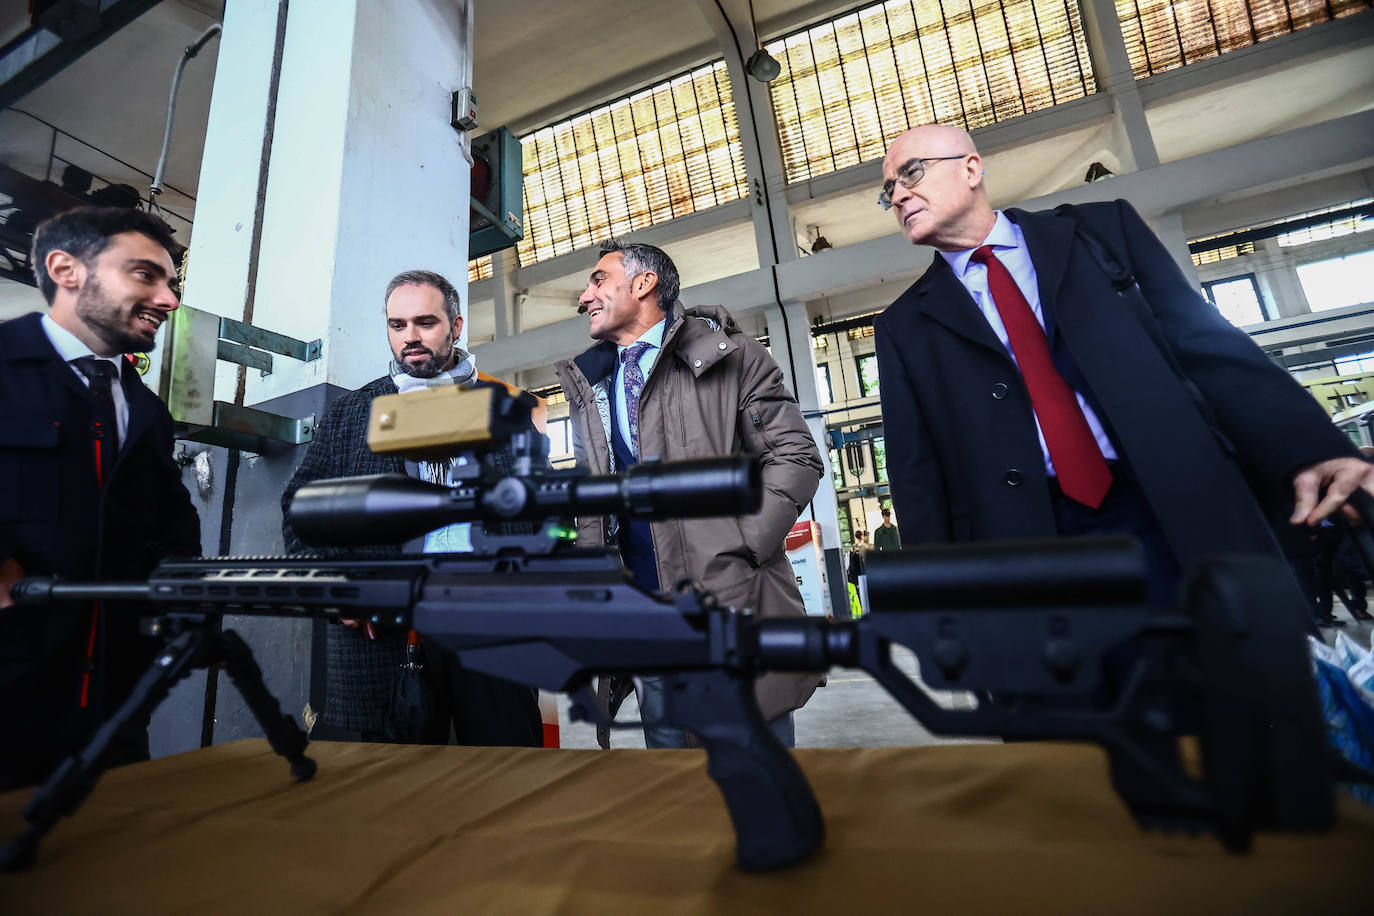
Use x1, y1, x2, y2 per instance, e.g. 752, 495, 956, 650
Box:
2, 738, 1370, 913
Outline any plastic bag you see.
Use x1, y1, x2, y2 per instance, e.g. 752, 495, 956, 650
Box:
1308, 633, 1374, 806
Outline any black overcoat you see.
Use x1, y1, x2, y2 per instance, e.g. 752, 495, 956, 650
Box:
0, 311, 200, 785
873, 200, 1356, 575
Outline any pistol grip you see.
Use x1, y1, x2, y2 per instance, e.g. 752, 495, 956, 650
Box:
663, 671, 824, 871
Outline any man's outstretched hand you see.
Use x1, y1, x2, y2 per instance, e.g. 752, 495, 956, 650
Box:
1291, 457, 1374, 526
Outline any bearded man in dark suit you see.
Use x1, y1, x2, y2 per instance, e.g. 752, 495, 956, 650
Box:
872, 124, 1372, 603
281, 269, 541, 747
0, 207, 201, 790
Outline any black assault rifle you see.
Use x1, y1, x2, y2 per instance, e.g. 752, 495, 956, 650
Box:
1, 385, 1337, 872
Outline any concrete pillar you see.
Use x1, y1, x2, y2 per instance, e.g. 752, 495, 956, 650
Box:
491, 249, 521, 339
1079, 0, 1160, 172
1254, 238, 1314, 318
765, 301, 849, 618
1149, 212, 1202, 288
694, 0, 798, 267
149, 0, 477, 757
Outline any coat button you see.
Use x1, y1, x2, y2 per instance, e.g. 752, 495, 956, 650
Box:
1004, 469, 1023, 487
718, 342, 727, 350
694, 359, 702, 368
991, 382, 1008, 399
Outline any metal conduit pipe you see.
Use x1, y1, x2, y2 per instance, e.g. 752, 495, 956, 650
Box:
150, 23, 222, 199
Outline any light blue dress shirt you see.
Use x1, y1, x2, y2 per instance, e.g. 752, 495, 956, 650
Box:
939, 211, 1118, 476
615, 319, 666, 450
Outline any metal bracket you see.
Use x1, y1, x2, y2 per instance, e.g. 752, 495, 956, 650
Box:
161, 305, 321, 452
218, 316, 322, 365
176, 404, 316, 453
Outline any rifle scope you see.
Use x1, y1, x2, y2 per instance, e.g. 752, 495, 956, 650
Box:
289, 456, 762, 547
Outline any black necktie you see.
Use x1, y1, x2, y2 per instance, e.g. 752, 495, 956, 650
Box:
73, 356, 120, 481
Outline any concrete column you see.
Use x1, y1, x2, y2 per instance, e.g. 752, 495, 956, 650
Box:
1079, 0, 1160, 172
694, 0, 797, 268
150, 0, 477, 756
765, 301, 850, 618
245, 0, 473, 403
1149, 212, 1202, 288
1254, 238, 1314, 318
491, 249, 521, 339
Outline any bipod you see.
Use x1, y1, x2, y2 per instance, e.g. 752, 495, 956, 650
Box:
0, 617, 315, 872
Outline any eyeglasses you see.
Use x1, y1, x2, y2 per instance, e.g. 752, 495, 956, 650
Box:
877, 155, 967, 210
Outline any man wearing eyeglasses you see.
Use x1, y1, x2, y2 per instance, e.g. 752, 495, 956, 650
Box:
871, 123, 1372, 603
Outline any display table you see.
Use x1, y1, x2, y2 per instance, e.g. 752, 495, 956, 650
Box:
3, 739, 1371, 912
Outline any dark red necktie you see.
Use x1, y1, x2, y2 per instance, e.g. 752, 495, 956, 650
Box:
970, 246, 1112, 508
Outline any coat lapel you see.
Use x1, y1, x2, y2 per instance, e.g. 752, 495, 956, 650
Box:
1007, 207, 1077, 344
911, 254, 1011, 361
118, 359, 154, 457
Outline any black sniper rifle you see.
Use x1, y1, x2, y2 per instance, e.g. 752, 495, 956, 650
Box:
2, 384, 1339, 873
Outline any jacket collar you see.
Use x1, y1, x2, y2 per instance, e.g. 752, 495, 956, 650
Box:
906, 255, 1008, 359
562, 298, 745, 390
1006, 206, 1076, 333
902, 206, 1077, 356
663, 301, 740, 378
3, 311, 91, 401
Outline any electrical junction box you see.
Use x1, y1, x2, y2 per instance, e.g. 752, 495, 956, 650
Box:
469, 126, 524, 259
451, 87, 478, 131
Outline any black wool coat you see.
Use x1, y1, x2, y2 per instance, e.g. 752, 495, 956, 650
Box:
873, 200, 1356, 576
0, 312, 201, 782
280, 375, 536, 734
281, 376, 407, 732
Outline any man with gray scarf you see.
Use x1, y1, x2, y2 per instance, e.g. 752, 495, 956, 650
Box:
281, 269, 542, 746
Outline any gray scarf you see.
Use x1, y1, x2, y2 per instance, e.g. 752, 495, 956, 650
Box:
390, 346, 478, 485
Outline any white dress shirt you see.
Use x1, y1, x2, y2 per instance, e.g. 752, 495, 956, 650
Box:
615, 319, 666, 449
939, 212, 1118, 476
41, 313, 131, 445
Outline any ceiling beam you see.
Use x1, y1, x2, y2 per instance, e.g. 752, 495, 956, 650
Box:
0, 0, 162, 109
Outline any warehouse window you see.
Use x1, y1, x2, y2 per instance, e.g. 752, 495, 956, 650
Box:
766, 0, 1095, 184
1116, 0, 1371, 79
518, 61, 748, 264
1201, 275, 1266, 326
856, 353, 881, 397
817, 364, 834, 406
1277, 198, 1374, 247
468, 255, 493, 283
1297, 249, 1374, 312
1190, 238, 1254, 267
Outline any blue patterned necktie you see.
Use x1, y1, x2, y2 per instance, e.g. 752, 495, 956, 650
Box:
620, 341, 652, 458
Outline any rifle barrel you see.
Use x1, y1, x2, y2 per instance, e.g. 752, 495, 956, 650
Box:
11, 579, 152, 604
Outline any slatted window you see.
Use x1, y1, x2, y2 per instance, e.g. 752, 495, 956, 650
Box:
1190, 239, 1254, 266
517, 62, 748, 265
766, 0, 1095, 183
1277, 198, 1374, 247
530, 385, 568, 407
1116, 0, 1371, 78
468, 255, 493, 283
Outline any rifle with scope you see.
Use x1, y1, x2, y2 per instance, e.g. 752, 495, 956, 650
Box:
0, 384, 1344, 873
